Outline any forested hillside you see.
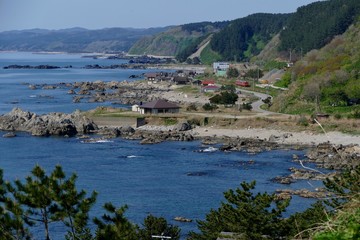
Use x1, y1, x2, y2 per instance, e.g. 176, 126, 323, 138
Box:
210, 13, 290, 62
208, 0, 360, 62
279, 0, 360, 54
271, 17, 360, 117
0, 27, 169, 53
128, 21, 228, 57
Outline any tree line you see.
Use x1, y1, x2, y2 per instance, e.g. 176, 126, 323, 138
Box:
279, 0, 360, 54
1, 164, 359, 239
210, 13, 290, 61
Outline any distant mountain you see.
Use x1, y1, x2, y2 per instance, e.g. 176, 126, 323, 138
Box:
0, 27, 170, 53
128, 13, 290, 62
129, 0, 360, 64
128, 21, 229, 57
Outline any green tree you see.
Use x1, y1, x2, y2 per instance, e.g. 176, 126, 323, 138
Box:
8, 165, 96, 240
227, 67, 239, 78
210, 91, 238, 105
220, 84, 236, 92
323, 165, 360, 208
49, 165, 97, 240
94, 203, 137, 240
189, 181, 290, 240
11, 165, 59, 240
0, 169, 31, 240
137, 214, 180, 240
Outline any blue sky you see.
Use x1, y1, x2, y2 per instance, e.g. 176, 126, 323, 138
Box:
0, 0, 320, 31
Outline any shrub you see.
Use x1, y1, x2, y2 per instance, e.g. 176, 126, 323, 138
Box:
240, 103, 253, 111
297, 115, 309, 126
164, 118, 178, 125
203, 103, 218, 111
349, 109, 360, 119
334, 113, 342, 120
188, 118, 201, 126
186, 103, 198, 111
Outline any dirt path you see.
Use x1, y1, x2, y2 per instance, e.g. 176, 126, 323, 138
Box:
189, 38, 211, 59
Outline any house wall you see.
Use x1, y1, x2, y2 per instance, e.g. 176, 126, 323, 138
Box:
140, 108, 180, 114
216, 70, 227, 77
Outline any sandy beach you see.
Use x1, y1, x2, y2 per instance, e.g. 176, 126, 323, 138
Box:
190, 126, 360, 146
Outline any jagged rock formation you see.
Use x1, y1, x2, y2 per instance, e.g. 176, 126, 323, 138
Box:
0, 108, 98, 137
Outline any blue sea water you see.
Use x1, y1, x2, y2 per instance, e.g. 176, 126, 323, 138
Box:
0, 52, 322, 239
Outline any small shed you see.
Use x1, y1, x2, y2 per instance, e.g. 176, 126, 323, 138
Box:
132, 104, 140, 112
145, 73, 159, 84
139, 99, 180, 114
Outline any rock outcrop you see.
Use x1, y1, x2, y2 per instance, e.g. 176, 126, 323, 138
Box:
218, 137, 280, 153
123, 128, 194, 144
0, 108, 98, 137
306, 143, 360, 169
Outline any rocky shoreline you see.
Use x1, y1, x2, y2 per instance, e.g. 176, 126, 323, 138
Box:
3, 64, 148, 70
25, 80, 170, 105
1, 108, 359, 199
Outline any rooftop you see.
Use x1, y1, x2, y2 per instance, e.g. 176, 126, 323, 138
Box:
140, 99, 180, 109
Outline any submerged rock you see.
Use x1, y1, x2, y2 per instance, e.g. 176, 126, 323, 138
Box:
3, 132, 16, 138
174, 216, 192, 222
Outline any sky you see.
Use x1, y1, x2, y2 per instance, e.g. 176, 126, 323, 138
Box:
0, 0, 320, 32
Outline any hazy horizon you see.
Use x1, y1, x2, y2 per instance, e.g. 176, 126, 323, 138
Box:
0, 0, 320, 32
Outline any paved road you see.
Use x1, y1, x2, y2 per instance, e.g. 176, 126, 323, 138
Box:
237, 88, 276, 116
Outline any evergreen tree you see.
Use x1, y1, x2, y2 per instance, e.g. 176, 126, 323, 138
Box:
0, 169, 31, 240
11, 165, 59, 240
323, 165, 360, 208
137, 214, 180, 240
188, 181, 290, 240
49, 165, 97, 240
94, 203, 137, 240
210, 91, 238, 105
8, 165, 96, 240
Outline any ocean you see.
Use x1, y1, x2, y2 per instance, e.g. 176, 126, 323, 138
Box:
0, 52, 322, 239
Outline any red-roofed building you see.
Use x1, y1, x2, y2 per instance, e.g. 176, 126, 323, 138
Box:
202, 79, 215, 86
139, 99, 180, 114
202, 85, 220, 93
